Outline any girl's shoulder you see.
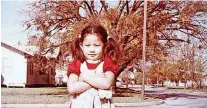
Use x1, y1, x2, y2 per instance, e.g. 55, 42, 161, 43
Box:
67, 60, 81, 76
103, 57, 117, 65
103, 57, 119, 76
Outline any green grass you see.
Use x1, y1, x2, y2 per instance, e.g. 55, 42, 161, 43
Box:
1, 87, 159, 104
1, 87, 69, 104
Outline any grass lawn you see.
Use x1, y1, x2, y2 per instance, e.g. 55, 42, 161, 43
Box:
113, 88, 160, 103
1, 87, 159, 104
1, 87, 69, 104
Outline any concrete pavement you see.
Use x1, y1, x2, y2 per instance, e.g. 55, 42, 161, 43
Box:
129, 85, 207, 108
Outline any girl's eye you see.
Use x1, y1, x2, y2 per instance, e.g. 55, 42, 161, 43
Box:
95, 44, 100, 46
85, 45, 90, 47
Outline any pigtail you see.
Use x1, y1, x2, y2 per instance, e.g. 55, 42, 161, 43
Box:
104, 38, 122, 64
70, 38, 84, 62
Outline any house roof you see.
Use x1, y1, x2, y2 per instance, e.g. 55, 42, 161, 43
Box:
1, 42, 31, 56
1, 42, 60, 59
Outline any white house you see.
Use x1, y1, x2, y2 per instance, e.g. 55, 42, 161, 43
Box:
55, 69, 68, 86
1, 42, 56, 87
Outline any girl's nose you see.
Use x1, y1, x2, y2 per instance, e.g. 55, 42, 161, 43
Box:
89, 46, 95, 52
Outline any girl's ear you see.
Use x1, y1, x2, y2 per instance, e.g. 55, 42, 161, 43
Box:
79, 43, 83, 51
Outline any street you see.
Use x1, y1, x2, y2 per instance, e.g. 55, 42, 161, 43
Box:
129, 85, 207, 108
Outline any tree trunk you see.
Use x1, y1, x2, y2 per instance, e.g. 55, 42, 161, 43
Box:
199, 80, 202, 89
175, 80, 179, 86
126, 82, 129, 88
191, 82, 194, 89
184, 80, 187, 89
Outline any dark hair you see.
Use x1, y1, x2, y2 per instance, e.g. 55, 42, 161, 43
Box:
71, 24, 121, 63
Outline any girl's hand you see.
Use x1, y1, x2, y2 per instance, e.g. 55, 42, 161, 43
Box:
78, 74, 84, 81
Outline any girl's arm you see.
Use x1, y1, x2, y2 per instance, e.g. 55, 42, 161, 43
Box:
67, 73, 92, 94
80, 71, 115, 90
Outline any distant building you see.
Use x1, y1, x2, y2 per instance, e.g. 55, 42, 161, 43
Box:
1, 42, 56, 87
55, 68, 68, 85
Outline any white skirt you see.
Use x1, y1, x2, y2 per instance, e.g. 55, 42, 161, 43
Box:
70, 88, 113, 108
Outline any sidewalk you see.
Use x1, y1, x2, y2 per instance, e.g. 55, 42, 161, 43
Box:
114, 101, 164, 108
64, 101, 164, 108
2, 101, 164, 108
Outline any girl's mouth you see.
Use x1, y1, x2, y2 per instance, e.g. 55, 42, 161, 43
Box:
88, 54, 96, 57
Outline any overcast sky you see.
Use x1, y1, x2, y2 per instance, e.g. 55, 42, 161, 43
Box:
1, 1, 31, 47
1, 0, 118, 47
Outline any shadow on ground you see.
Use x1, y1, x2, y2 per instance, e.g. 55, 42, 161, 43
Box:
146, 92, 207, 100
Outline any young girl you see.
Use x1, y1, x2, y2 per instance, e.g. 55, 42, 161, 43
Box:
67, 24, 121, 108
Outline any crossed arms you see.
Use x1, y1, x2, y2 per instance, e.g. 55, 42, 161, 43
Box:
67, 72, 115, 94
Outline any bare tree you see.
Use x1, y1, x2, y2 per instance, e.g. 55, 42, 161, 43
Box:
23, 1, 207, 76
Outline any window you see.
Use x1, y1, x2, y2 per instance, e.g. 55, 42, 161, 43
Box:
39, 68, 47, 75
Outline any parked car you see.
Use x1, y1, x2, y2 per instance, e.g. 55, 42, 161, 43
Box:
153, 84, 163, 87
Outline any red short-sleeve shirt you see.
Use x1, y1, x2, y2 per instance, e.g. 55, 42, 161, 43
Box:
67, 58, 118, 77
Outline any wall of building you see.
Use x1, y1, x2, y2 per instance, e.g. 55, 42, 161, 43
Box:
1, 47, 27, 87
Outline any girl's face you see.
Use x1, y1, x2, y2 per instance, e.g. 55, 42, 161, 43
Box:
80, 34, 104, 61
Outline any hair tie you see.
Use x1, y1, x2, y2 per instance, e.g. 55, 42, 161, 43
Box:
107, 35, 112, 40
78, 34, 81, 39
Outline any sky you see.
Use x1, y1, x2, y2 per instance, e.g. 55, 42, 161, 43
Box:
1, 0, 117, 48
1, 1, 31, 47
1, 1, 206, 55
0, 0, 119, 56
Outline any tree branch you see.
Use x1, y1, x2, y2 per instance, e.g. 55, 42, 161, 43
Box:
158, 38, 188, 43
83, 1, 93, 15
130, 1, 143, 14
100, 1, 108, 13
40, 41, 72, 55
126, 0, 129, 14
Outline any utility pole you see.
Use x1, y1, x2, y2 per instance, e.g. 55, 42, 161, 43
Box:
141, 0, 147, 100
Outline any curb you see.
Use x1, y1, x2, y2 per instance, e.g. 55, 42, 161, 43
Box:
1, 101, 164, 108
64, 100, 164, 108
114, 101, 164, 108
